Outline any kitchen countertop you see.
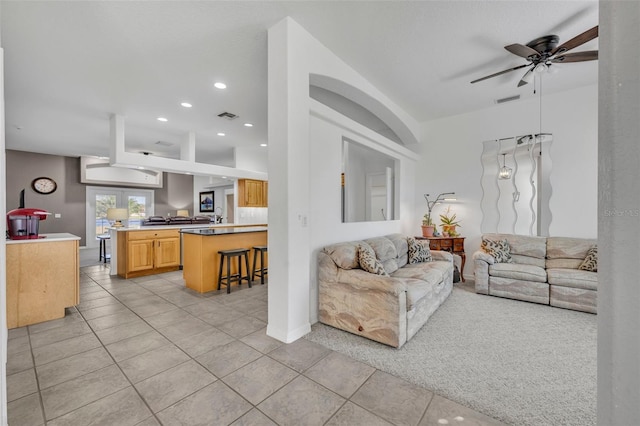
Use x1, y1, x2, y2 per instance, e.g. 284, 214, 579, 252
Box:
111, 223, 266, 232
180, 226, 267, 236
6, 233, 81, 244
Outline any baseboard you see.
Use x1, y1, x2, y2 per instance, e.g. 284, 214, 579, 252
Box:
267, 321, 311, 343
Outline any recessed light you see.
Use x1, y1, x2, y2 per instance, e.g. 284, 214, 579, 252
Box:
214, 82, 227, 89
137, 166, 145, 170
185, 172, 192, 175
260, 143, 267, 147
181, 102, 192, 108
244, 123, 253, 127
157, 117, 168, 122
217, 132, 226, 136
222, 176, 227, 179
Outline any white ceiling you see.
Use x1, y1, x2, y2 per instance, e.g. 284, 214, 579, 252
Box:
1, 1, 599, 169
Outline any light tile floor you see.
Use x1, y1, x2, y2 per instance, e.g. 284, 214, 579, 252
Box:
7, 263, 504, 425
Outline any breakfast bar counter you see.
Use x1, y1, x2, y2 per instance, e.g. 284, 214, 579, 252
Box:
181, 227, 267, 293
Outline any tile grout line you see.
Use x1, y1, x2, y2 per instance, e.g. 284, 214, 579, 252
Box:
26, 325, 48, 425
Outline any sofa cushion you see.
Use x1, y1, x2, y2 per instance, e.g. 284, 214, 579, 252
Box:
322, 241, 360, 270
546, 237, 596, 269
407, 237, 432, 263
483, 233, 546, 267
481, 237, 513, 263
489, 263, 547, 283
386, 234, 409, 269
547, 268, 597, 290
578, 246, 598, 272
358, 243, 388, 276
388, 269, 444, 311
365, 236, 399, 274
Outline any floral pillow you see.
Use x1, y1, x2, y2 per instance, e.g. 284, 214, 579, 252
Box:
579, 246, 598, 272
358, 243, 388, 276
481, 237, 513, 263
407, 237, 432, 264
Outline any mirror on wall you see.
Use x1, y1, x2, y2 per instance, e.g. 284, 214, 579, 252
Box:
480, 134, 552, 236
342, 138, 397, 222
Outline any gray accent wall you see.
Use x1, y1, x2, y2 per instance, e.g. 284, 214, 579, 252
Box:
154, 172, 195, 217
6, 150, 86, 242
5, 150, 194, 245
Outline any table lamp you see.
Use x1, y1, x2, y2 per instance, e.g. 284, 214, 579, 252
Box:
106, 208, 128, 227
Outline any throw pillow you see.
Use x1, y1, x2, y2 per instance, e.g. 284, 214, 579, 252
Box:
407, 237, 432, 263
358, 243, 388, 276
481, 237, 513, 263
579, 246, 598, 272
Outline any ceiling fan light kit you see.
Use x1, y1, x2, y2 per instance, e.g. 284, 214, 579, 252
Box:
471, 25, 599, 87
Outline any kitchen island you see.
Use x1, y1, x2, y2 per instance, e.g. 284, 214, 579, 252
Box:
110, 223, 266, 279
181, 226, 267, 293
6, 233, 80, 328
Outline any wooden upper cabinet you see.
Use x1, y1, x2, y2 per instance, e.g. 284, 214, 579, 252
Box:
238, 179, 268, 207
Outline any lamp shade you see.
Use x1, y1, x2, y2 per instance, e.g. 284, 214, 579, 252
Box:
106, 208, 128, 227
106, 208, 128, 220
177, 209, 189, 217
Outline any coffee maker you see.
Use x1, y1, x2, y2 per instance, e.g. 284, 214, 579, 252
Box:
7, 208, 51, 239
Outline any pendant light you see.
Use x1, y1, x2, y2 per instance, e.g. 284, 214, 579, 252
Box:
499, 153, 512, 180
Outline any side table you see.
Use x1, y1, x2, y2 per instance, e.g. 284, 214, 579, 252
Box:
416, 236, 466, 282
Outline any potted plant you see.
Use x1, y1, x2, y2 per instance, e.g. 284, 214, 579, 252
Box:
439, 205, 461, 237
422, 213, 435, 237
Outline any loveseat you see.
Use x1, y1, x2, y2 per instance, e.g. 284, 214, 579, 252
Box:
473, 233, 597, 313
318, 233, 454, 348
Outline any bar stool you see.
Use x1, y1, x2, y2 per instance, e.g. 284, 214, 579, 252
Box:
217, 248, 251, 294
97, 234, 111, 263
251, 246, 268, 285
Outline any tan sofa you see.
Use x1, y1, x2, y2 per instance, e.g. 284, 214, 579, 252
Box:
473, 233, 597, 313
318, 233, 454, 348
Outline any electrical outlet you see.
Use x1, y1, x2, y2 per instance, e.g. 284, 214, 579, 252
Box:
54, 213, 61, 218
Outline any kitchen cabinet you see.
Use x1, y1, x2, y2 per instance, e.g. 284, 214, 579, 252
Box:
118, 229, 180, 278
238, 179, 268, 207
6, 234, 80, 328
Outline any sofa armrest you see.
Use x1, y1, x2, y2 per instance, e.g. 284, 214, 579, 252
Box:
473, 250, 493, 295
336, 269, 408, 296
431, 250, 453, 263
473, 250, 495, 264
318, 253, 409, 347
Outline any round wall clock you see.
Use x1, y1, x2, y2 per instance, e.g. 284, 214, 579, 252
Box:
32, 177, 57, 194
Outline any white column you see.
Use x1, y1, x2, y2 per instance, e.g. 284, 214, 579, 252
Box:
109, 114, 126, 165
180, 131, 196, 162
598, 1, 640, 423
266, 18, 311, 342
0, 46, 9, 426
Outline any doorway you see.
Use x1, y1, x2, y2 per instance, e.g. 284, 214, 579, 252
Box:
86, 186, 154, 248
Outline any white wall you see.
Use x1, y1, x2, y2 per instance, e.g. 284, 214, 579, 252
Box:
418, 84, 598, 277
235, 146, 268, 173
192, 176, 232, 219
308, 101, 418, 323
267, 17, 421, 342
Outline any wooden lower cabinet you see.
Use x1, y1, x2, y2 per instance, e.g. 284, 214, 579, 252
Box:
118, 229, 181, 278
155, 237, 180, 268
6, 237, 80, 329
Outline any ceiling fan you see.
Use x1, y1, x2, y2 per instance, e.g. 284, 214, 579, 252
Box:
471, 25, 598, 87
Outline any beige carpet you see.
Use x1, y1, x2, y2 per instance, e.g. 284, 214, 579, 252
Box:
305, 282, 596, 426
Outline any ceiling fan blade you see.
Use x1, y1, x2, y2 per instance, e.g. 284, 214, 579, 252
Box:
470, 64, 529, 84
505, 43, 540, 60
551, 25, 598, 55
517, 68, 534, 87
551, 50, 598, 63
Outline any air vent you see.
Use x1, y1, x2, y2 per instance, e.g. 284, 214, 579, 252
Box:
218, 112, 239, 120
495, 95, 520, 104
155, 141, 173, 147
